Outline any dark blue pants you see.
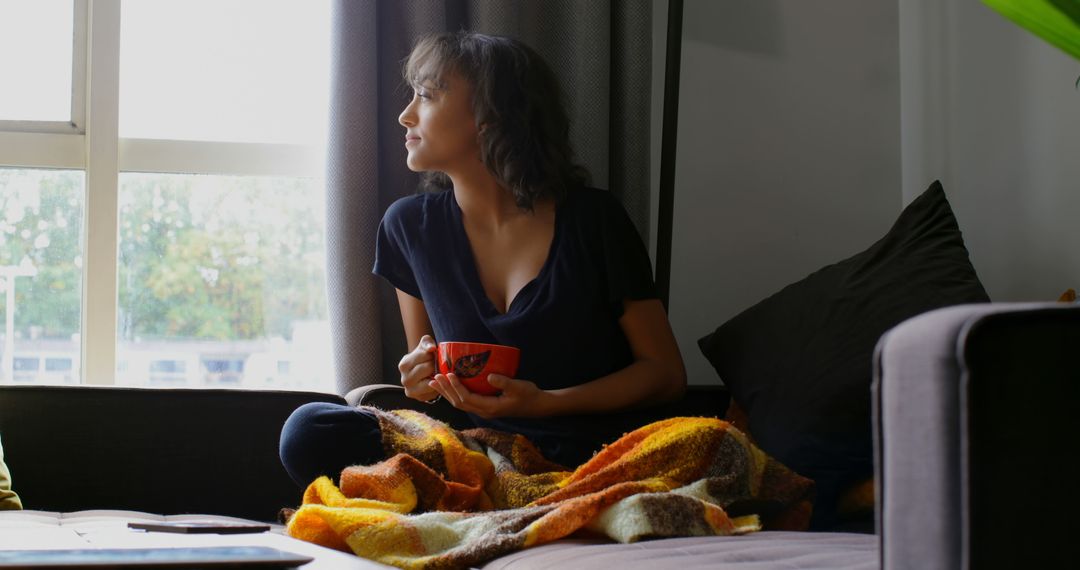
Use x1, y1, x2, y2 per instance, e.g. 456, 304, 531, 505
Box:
280, 403, 612, 487
278, 402, 385, 487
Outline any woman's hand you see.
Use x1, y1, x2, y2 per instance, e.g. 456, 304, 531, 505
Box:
398, 334, 441, 403
428, 373, 550, 419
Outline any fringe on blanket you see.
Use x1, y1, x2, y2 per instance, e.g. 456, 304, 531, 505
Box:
285, 409, 814, 569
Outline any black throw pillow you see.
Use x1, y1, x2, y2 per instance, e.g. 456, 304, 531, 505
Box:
697, 180, 989, 529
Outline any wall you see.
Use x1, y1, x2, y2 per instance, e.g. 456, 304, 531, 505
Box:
655, 0, 1080, 386
901, 0, 1080, 302
662, 0, 901, 385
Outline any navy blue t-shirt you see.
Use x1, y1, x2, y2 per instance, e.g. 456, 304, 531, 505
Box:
373, 187, 657, 466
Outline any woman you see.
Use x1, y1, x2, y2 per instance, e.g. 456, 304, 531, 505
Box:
280, 32, 685, 486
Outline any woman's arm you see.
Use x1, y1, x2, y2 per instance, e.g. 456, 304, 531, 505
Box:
429, 298, 687, 418
397, 289, 435, 348
395, 289, 441, 402
541, 298, 686, 415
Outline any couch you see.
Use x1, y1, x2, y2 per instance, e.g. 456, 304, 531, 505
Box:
1, 302, 1076, 568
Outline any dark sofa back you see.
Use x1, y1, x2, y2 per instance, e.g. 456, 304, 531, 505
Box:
0, 386, 344, 522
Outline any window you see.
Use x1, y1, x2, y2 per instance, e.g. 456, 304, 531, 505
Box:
0, 0, 77, 124
146, 355, 191, 386
45, 357, 73, 371
201, 357, 244, 386
13, 357, 39, 372
115, 173, 330, 390
149, 359, 186, 374
119, 0, 328, 145
1, 168, 84, 383
0, 0, 335, 392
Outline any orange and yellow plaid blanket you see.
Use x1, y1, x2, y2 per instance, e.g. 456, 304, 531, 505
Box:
285, 408, 814, 569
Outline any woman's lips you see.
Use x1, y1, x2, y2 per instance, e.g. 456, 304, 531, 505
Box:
405, 136, 420, 146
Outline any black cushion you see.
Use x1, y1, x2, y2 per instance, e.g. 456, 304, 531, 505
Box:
697, 180, 989, 528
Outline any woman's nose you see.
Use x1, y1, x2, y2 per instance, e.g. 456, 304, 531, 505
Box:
399, 98, 417, 127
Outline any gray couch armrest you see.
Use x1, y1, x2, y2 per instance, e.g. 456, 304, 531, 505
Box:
345, 383, 397, 407
346, 384, 474, 429
873, 302, 1080, 570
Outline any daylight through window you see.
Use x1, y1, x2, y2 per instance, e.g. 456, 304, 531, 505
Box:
0, 0, 334, 392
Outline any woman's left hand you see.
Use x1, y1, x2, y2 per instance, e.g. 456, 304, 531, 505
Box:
428, 373, 549, 419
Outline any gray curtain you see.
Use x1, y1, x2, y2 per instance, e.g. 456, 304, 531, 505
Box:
326, 0, 653, 394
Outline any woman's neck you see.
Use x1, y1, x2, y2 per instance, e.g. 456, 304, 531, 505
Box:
448, 165, 527, 229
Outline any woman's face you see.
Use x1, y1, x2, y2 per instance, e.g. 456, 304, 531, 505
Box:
398, 70, 480, 174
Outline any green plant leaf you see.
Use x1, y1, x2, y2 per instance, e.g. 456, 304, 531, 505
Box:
1050, 0, 1080, 24
983, 0, 1080, 61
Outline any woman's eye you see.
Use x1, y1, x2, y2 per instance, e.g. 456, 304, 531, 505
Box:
415, 89, 431, 100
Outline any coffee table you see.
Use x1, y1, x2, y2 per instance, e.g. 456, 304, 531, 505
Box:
0, 510, 391, 569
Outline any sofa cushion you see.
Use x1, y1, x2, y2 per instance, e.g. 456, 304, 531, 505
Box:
0, 386, 344, 522
479, 532, 877, 569
697, 180, 989, 528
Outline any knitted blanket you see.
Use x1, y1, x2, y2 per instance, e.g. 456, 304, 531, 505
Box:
286, 408, 814, 569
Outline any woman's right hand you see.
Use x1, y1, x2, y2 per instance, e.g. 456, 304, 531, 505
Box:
398, 334, 440, 402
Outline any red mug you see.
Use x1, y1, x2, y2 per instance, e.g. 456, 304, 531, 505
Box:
435, 341, 520, 396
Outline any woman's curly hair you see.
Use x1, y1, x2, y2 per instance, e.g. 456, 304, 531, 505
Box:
403, 31, 589, 210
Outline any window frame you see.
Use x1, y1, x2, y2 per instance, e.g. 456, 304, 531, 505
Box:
0, 0, 325, 385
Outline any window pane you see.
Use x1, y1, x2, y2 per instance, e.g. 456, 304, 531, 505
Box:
116, 173, 332, 392
119, 0, 331, 144
0, 168, 84, 385
0, 0, 74, 122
